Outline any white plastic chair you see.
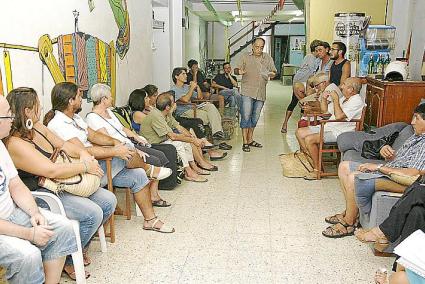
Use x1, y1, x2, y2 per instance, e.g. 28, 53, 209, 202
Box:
32, 192, 108, 284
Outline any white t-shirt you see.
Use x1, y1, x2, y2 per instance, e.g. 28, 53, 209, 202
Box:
0, 141, 17, 219
86, 109, 132, 146
47, 111, 93, 147
325, 94, 365, 137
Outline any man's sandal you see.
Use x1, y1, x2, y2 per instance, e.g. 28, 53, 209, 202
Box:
242, 144, 250, 152
322, 221, 356, 238
143, 216, 175, 233
152, 199, 172, 207
325, 212, 346, 224
248, 141, 263, 148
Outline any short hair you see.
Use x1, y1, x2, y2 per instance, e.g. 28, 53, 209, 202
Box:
313, 72, 328, 85
172, 67, 186, 83
310, 40, 322, 52
346, 77, 362, 94
333, 41, 347, 57
414, 103, 425, 119
317, 41, 330, 50
187, 59, 198, 68
222, 62, 231, 68
128, 88, 147, 112
143, 84, 158, 97
156, 92, 174, 111
253, 37, 265, 45
90, 83, 111, 105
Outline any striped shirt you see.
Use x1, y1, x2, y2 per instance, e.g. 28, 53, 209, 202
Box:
386, 134, 425, 170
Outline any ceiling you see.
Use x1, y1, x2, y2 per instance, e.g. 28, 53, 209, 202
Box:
186, 0, 305, 23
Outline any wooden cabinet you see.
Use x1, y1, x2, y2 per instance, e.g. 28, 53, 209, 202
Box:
364, 78, 425, 128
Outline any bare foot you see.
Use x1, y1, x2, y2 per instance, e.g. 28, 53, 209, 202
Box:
355, 227, 387, 243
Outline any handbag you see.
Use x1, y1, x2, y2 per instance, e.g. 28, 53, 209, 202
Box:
361, 131, 399, 160
38, 149, 100, 197
279, 151, 314, 178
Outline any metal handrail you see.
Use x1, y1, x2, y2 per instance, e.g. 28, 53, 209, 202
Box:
228, 21, 255, 41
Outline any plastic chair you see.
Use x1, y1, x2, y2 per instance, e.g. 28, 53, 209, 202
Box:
31, 192, 107, 284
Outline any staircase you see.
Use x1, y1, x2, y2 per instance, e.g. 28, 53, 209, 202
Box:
228, 21, 278, 60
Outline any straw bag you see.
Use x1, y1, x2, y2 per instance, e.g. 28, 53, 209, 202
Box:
389, 173, 420, 186
279, 151, 314, 178
126, 151, 146, 169
38, 149, 100, 197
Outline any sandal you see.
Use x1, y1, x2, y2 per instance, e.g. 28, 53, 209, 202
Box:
198, 164, 218, 172
281, 128, 287, 134
248, 141, 263, 148
322, 221, 356, 238
184, 176, 208, 183
242, 144, 250, 152
374, 238, 390, 252
325, 212, 346, 224
63, 266, 90, 280
143, 216, 175, 233
355, 228, 389, 244
152, 199, 172, 207
147, 165, 172, 180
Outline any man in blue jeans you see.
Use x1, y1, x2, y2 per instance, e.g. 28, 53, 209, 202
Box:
211, 62, 241, 109
234, 37, 277, 152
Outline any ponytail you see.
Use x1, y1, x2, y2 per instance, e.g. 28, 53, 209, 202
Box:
43, 109, 56, 126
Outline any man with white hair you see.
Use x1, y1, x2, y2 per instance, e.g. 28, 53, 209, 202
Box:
296, 77, 364, 180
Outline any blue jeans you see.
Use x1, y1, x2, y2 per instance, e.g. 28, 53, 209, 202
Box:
219, 89, 241, 108
0, 207, 77, 284
36, 187, 117, 265
99, 157, 150, 193
239, 95, 264, 128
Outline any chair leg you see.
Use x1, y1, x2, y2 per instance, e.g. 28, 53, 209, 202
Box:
125, 188, 131, 220
98, 225, 107, 253
70, 220, 87, 284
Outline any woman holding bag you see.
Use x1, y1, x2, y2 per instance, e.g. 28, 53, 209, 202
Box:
86, 83, 172, 207
4, 87, 117, 280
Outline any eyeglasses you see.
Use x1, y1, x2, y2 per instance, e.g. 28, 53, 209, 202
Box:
314, 81, 325, 88
0, 115, 15, 121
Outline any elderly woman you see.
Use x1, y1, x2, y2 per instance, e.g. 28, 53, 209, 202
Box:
86, 83, 172, 207
5, 87, 117, 280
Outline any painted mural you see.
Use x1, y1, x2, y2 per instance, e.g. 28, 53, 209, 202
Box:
108, 0, 130, 60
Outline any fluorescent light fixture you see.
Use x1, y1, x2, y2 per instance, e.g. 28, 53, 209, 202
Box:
231, 11, 239, 17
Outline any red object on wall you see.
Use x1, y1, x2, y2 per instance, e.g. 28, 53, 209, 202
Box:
279, 0, 285, 9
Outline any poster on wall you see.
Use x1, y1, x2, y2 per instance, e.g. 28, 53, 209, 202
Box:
333, 13, 366, 75
289, 36, 305, 66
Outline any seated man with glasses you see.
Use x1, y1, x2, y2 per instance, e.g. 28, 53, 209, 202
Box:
295, 77, 364, 180
329, 41, 351, 87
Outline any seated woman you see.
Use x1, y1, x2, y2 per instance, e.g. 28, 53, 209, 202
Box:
0, 95, 78, 284
86, 83, 172, 207
5, 87, 117, 280
130, 88, 219, 173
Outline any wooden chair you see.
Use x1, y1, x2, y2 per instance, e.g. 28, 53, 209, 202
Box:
101, 158, 116, 243
113, 187, 142, 220
314, 106, 367, 179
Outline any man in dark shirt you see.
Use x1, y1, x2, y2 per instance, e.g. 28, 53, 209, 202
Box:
186, 59, 210, 94
211, 62, 241, 108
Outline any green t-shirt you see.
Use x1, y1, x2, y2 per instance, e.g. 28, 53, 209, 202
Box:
140, 108, 179, 144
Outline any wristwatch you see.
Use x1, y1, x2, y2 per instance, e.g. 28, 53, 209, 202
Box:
376, 164, 384, 172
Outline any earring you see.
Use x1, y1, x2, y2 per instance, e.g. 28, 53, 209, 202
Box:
25, 118, 33, 130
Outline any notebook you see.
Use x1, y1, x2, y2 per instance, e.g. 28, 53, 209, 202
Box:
394, 229, 425, 278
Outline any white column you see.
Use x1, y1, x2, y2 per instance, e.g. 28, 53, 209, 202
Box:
169, 0, 184, 69
408, 0, 425, 80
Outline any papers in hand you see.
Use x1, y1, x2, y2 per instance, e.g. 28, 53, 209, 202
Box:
394, 229, 425, 278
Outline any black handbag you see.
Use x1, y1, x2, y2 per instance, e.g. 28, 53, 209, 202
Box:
361, 131, 399, 160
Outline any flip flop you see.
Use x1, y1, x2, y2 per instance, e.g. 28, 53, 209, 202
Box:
210, 152, 228, 161
152, 199, 172, 207
143, 217, 175, 233
248, 141, 263, 148
198, 165, 218, 171
184, 176, 208, 183
281, 128, 287, 133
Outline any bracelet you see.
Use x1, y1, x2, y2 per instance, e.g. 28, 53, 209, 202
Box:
83, 161, 88, 173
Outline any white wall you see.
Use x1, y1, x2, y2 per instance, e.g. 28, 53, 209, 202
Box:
153, 7, 172, 92
207, 23, 227, 60
0, 0, 153, 115
184, 10, 201, 64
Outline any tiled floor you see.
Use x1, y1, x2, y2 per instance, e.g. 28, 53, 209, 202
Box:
70, 81, 394, 283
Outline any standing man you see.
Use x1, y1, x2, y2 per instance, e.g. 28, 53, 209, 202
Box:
329, 41, 351, 87
234, 37, 277, 152
211, 62, 241, 109
281, 39, 321, 133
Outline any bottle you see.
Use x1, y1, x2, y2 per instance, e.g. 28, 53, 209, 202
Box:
367, 54, 375, 75
376, 54, 384, 75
